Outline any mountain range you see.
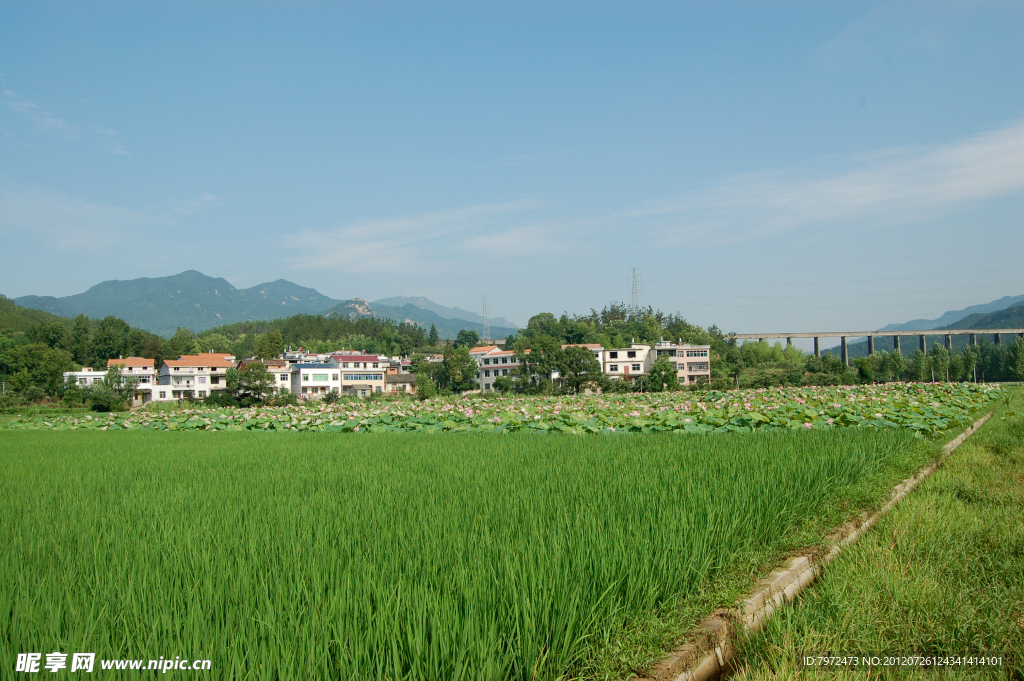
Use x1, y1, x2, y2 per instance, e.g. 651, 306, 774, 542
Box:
828, 298, 1024, 360
877, 295, 1024, 331
12, 271, 519, 339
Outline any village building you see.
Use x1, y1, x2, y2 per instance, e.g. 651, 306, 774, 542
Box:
602, 343, 652, 381
469, 345, 520, 391
158, 353, 236, 400
289, 358, 341, 398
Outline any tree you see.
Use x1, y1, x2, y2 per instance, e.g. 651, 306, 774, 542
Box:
1010, 336, 1024, 382
492, 376, 513, 393
928, 344, 950, 382
91, 363, 140, 411
238, 361, 274, 400
883, 349, 906, 383
163, 327, 197, 360
69, 314, 92, 365
645, 358, 680, 392
959, 346, 978, 382
438, 344, 479, 392
197, 332, 235, 354
91, 316, 131, 363
455, 329, 480, 348
558, 345, 603, 394
30, 321, 68, 350
255, 330, 284, 359
1, 343, 75, 395
428, 324, 440, 346
853, 357, 875, 384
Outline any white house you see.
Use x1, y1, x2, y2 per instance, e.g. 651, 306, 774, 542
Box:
651, 340, 712, 384
64, 357, 170, 405
237, 358, 292, 394
470, 345, 520, 391
290, 359, 341, 398
602, 344, 652, 381
158, 353, 236, 400
333, 354, 387, 396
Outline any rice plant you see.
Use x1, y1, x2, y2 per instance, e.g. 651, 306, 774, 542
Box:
0, 429, 928, 679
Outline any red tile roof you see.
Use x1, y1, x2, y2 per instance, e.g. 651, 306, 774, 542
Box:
106, 357, 155, 368
164, 354, 236, 368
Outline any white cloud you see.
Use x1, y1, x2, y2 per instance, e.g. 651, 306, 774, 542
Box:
624, 119, 1024, 245
0, 188, 222, 252
4, 86, 131, 155
285, 199, 544, 273
4, 89, 78, 138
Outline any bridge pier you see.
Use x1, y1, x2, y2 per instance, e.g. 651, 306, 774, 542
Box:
867, 336, 874, 355
841, 336, 848, 366
919, 335, 926, 353
814, 337, 819, 356
995, 334, 1001, 346
969, 333, 976, 346
786, 337, 792, 348
945, 334, 952, 350
893, 335, 901, 353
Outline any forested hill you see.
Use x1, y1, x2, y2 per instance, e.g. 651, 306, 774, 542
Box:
15, 271, 340, 336
0, 294, 68, 334
940, 304, 1024, 330
322, 299, 518, 340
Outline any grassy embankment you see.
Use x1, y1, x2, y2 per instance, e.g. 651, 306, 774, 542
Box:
732, 387, 1024, 680
0, 429, 938, 680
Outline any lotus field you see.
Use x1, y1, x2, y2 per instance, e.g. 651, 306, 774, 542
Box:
5, 381, 1000, 434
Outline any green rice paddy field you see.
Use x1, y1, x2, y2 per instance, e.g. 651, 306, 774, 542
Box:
1, 428, 942, 680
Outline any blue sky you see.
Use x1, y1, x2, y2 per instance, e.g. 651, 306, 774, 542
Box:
1, 1, 1022, 335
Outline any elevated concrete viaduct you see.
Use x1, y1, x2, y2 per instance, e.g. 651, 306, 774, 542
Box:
732, 329, 1024, 366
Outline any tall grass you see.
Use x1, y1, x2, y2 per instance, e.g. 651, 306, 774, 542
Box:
0, 430, 927, 679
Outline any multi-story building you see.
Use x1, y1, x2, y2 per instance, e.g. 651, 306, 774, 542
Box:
602, 344, 652, 381
333, 354, 387, 395
64, 358, 171, 405
650, 340, 712, 384
470, 345, 520, 392
158, 353, 236, 399
290, 359, 341, 398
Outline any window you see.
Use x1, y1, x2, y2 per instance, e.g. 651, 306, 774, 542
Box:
78, 378, 87, 385
342, 362, 349, 368
484, 370, 490, 377
376, 386, 381, 392
485, 384, 491, 390
280, 374, 288, 381
342, 373, 383, 381
198, 368, 205, 372
312, 374, 328, 381
609, 351, 618, 359
159, 391, 166, 398
302, 374, 309, 381
483, 358, 490, 365
502, 369, 508, 376
686, 350, 708, 357
632, 363, 641, 371
609, 364, 618, 372
627, 351, 636, 358
373, 363, 379, 368
198, 376, 207, 384
502, 357, 508, 364
688, 363, 709, 371
332, 374, 338, 381
198, 391, 206, 397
